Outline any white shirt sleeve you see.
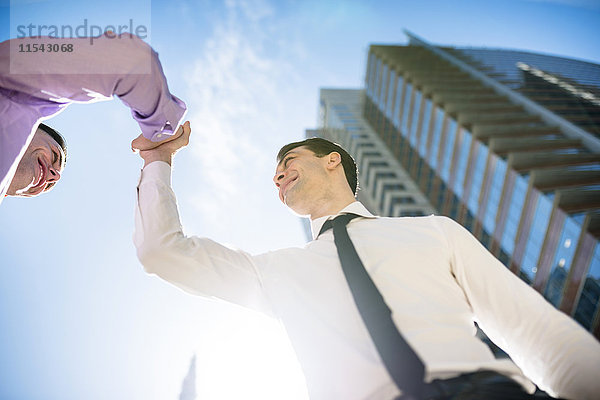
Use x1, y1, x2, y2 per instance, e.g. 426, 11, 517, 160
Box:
133, 161, 273, 316
439, 217, 600, 400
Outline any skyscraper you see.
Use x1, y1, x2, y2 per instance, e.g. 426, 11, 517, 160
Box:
314, 31, 600, 338
178, 355, 197, 400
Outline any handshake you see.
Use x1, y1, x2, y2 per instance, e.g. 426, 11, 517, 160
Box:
134, 120, 192, 167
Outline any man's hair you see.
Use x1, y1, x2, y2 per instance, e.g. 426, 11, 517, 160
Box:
38, 123, 67, 162
277, 137, 358, 195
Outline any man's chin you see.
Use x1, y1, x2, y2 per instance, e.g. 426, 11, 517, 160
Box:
9, 186, 44, 198
285, 201, 310, 217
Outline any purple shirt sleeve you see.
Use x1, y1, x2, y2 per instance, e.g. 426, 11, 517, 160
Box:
0, 33, 187, 201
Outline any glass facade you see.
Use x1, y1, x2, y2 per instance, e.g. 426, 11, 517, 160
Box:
363, 45, 600, 335
453, 48, 600, 136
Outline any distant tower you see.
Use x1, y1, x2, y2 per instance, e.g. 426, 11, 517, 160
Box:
178, 354, 197, 400
312, 31, 600, 338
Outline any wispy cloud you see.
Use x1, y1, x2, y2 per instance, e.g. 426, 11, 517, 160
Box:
180, 0, 311, 251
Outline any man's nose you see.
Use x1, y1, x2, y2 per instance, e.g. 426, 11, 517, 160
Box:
47, 167, 61, 182
273, 171, 285, 187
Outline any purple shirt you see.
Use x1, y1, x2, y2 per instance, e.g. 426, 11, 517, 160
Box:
0, 33, 187, 202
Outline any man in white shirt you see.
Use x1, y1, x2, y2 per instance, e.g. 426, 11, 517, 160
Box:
134, 122, 600, 400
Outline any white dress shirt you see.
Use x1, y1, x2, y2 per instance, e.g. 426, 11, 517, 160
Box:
134, 161, 600, 400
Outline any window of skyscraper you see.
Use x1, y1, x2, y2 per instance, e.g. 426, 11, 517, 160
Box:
379, 64, 389, 109
500, 173, 529, 257
386, 69, 396, 118
440, 119, 458, 182
410, 91, 423, 147
363, 161, 389, 187
574, 243, 600, 330
392, 76, 404, 128
373, 58, 382, 103
545, 215, 582, 307
382, 183, 406, 192
418, 99, 433, 158
331, 104, 349, 110
379, 183, 406, 210
389, 196, 416, 215
521, 192, 553, 281
467, 143, 489, 215
453, 129, 473, 199
400, 83, 413, 135
373, 172, 398, 198
483, 156, 507, 234
428, 108, 445, 169
357, 150, 381, 170
569, 164, 600, 171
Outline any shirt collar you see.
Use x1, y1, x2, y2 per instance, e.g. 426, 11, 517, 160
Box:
310, 201, 375, 240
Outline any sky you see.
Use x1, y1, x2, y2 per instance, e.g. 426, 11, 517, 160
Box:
0, 0, 599, 399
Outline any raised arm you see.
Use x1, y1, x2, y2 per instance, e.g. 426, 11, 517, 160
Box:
440, 217, 600, 399
134, 122, 273, 315
0, 33, 186, 144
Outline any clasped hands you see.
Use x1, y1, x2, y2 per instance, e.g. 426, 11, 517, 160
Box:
133, 121, 191, 167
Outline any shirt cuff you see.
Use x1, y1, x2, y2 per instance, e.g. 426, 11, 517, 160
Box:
139, 161, 172, 186
145, 95, 188, 142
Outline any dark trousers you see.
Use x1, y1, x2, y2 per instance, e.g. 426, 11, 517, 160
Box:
396, 371, 561, 400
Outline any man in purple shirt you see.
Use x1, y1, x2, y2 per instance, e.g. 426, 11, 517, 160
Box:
0, 32, 187, 203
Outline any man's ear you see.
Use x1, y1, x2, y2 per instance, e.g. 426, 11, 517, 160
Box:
326, 152, 342, 170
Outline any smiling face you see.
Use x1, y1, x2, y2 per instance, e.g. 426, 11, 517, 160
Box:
6, 127, 66, 197
273, 146, 334, 216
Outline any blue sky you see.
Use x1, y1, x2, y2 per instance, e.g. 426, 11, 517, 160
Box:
0, 0, 599, 399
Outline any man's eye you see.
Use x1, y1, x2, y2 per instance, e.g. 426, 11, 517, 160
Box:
284, 157, 294, 167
